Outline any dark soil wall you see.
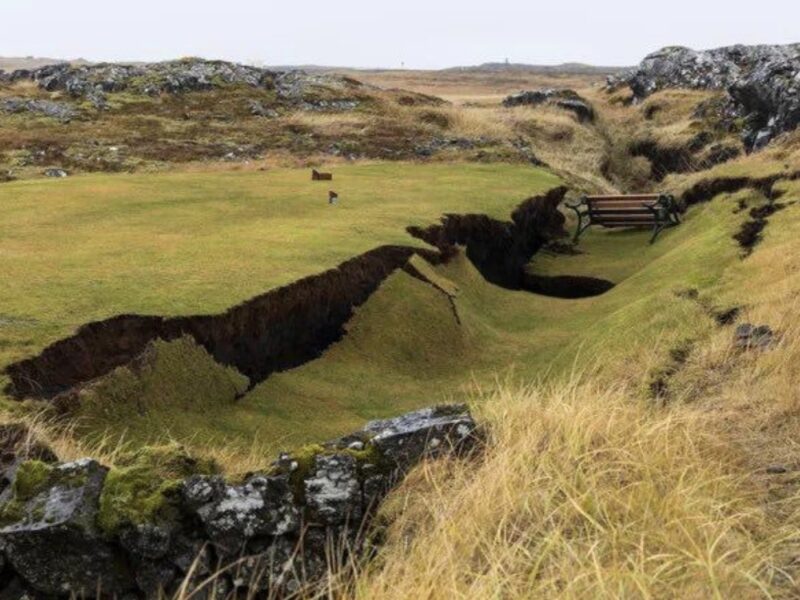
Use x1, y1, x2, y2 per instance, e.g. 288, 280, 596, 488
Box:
5, 246, 434, 400
6, 188, 569, 401
522, 274, 615, 298
407, 186, 568, 289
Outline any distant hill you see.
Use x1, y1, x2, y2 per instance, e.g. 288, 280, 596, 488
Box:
0, 56, 90, 72
443, 62, 629, 75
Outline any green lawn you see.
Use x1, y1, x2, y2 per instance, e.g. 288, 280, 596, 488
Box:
0, 162, 762, 467
0, 162, 558, 375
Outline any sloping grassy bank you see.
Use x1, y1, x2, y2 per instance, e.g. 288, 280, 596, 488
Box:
347, 146, 800, 599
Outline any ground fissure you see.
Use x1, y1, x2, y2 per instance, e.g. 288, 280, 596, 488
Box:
5, 188, 569, 402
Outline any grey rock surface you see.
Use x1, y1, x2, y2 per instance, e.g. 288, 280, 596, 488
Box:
0, 459, 136, 596
0, 59, 363, 111
0, 404, 478, 597
1, 97, 76, 122
609, 44, 800, 149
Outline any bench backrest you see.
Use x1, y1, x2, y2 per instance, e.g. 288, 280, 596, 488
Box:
582, 194, 672, 225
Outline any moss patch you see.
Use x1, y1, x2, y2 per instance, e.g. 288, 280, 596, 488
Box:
97, 443, 218, 536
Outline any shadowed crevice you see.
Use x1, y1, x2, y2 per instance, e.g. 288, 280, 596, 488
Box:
522, 274, 616, 299
407, 186, 569, 289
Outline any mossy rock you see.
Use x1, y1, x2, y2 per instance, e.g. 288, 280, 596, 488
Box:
276, 440, 392, 503
97, 443, 218, 536
0, 459, 92, 527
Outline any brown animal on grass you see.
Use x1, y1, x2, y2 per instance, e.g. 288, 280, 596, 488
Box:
312, 169, 333, 181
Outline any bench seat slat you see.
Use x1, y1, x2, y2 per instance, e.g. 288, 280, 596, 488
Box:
586, 195, 662, 201
596, 221, 658, 226
597, 216, 658, 221
587, 201, 658, 207
589, 208, 654, 215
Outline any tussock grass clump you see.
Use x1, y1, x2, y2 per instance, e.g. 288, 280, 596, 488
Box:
354, 381, 799, 599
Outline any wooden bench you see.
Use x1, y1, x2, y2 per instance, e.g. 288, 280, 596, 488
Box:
566, 193, 680, 244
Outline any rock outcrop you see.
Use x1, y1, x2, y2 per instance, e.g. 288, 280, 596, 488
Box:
503, 89, 595, 123
0, 59, 365, 110
0, 405, 479, 597
609, 44, 800, 150
0, 97, 76, 122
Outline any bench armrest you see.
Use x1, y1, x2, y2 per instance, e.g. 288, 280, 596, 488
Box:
565, 196, 588, 210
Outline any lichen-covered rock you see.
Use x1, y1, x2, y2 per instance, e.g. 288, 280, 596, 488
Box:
0, 98, 76, 122
0, 59, 365, 113
363, 404, 477, 468
0, 458, 135, 595
248, 100, 279, 118
609, 44, 800, 149
0, 404, 478, 597
187, 474, 300, 554
304, 453, 361, 525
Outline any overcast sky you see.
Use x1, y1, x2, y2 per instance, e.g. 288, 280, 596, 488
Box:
2, 0, 798, 69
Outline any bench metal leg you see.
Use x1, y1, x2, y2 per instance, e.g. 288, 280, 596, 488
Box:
567, 202, 590, 243
650, 220, 678, 244
650, 223, 664, 244
574, 217, 592, 243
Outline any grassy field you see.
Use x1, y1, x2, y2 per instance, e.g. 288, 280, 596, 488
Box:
14, 165, 763, 468
0, 162, 561, 455
0, 162, 557, 369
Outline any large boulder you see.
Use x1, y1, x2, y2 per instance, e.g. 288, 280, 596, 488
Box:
609, 44, 800, 150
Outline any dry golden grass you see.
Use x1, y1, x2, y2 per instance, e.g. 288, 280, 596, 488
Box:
347, 178, 800, 599
351, 378, 800, 599
333, 69, 606, 105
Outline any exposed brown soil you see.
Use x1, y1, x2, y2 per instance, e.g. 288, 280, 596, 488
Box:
630, 139, 695, 182
648, 340, 694, 400
5, 245, 435, 400
680, 174, 785, 206
733, 202, 787, 254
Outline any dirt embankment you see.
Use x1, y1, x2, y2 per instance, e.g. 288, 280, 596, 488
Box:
407, 186, 568, 289
678, 170, 799, 254
5, 189, 569, 401
5, 246, 435, 400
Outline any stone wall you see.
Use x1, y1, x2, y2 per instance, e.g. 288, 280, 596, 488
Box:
0, 405, 478, 597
